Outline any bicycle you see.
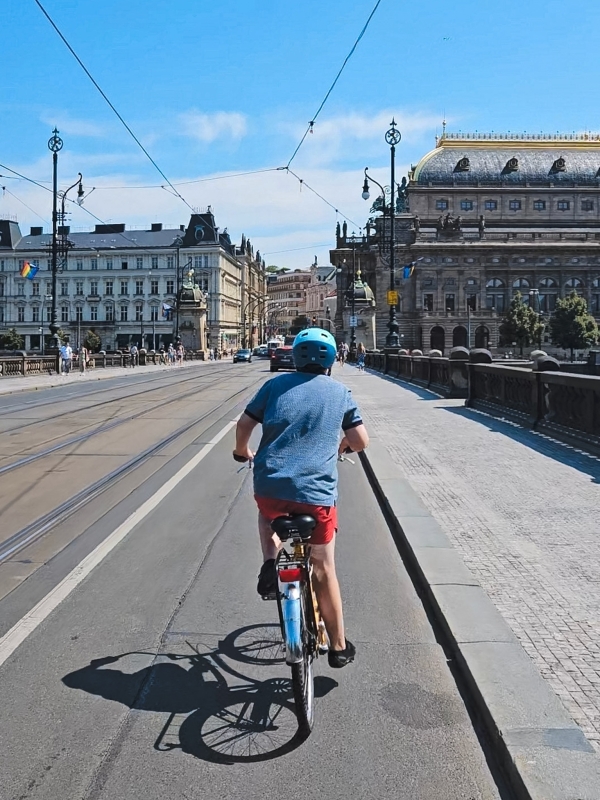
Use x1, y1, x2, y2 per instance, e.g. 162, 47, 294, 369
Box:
234, 453, 353, 737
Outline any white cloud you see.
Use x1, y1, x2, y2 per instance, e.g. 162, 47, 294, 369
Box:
40, 112, 106, 138
178, 110, 248, 144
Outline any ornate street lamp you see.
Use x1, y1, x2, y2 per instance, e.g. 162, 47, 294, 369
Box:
349, 233, 357, 356
361, 119, 402, 348
48, 128, 84, 351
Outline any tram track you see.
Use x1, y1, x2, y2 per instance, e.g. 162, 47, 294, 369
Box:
0, 365, 235, 435
0, 368, 244, 477
0, 374, 265, 566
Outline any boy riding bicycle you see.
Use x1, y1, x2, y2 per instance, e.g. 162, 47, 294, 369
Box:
233, 328, 369, 668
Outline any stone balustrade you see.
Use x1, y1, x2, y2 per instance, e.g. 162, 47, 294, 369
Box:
0, 350, 208, 377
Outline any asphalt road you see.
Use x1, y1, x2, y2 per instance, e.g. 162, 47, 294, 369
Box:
0, 363, 504, 799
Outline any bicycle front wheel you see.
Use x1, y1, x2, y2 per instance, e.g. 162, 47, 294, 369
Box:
291, 585, 315, 737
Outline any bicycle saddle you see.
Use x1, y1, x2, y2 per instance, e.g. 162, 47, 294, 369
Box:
271, 515, 317, 541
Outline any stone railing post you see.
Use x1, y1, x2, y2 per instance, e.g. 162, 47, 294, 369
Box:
448, 347, 469, 397
532, 356, 561, 427
466, 348, 492, 407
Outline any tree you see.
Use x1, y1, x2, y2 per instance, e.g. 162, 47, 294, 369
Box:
266, 265, 290, 274
549, 291, 598, 360
0, 328, 24, 350
498, 292, 543, 355
83, 329, 102, 352
290, 315, 310, 334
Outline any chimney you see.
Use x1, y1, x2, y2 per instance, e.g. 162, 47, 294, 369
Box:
30, 226, 43, 236
94, 223, 125, 233
58, 225, 70, 235
151, 223, 163, 232
180, 224, 185, 231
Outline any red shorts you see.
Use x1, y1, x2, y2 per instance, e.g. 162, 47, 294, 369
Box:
255, 496, 337, 545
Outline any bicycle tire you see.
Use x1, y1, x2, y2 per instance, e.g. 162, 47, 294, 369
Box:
290, 586, 315, 737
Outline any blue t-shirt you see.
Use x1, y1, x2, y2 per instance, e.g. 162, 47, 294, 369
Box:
244, 371, 363, 506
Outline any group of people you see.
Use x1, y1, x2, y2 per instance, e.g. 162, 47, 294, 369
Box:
59, 342, 88, 375
335, 341, 366, 371
156, 343, 185, 366
208, 347, 234, 360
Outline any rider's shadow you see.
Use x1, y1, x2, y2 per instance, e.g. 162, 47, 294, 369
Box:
62, 624, 337, 764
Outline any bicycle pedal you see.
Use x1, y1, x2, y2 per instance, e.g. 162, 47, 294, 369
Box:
318, 645, 329, 655
261, 593, 277, 601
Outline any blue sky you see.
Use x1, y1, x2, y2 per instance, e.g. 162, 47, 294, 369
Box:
2, 0, 600, 267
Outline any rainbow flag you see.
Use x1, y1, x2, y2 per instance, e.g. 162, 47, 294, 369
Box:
20, 261, 39, 280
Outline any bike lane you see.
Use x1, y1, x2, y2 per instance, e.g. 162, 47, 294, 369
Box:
0, 423, 502, 800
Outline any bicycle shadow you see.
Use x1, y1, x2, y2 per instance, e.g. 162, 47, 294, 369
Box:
62, 623, 338, 764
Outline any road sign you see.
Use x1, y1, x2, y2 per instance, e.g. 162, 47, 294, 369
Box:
387, 290, 399, 306
349, 315, 358, 327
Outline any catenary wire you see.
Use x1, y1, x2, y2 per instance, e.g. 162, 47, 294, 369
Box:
33, 0, 194, 212
1, 187, 50, 225
286, 0, 383, 168
285, 168, 360, 227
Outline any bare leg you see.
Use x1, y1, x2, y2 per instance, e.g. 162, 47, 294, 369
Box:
310, 538, 345, 651
258, 512, 281, 561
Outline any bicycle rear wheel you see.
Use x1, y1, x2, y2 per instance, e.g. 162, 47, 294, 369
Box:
290, 586, 315, 737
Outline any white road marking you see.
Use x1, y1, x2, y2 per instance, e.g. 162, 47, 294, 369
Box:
0, 417, 239, 668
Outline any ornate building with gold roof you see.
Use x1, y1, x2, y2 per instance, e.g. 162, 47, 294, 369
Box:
331, 132, 600, 352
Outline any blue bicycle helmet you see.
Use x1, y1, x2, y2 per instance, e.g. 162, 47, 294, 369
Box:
292, 328, 337, 369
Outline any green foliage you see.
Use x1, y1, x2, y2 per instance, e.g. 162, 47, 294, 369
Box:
549, 291, 598, 359
498, 292, 544, 355
266, 265, 289, 274
290, 315, 310, 334
0, 327, 24, 350
83, 329, 102, 352
56, 328, 69, 344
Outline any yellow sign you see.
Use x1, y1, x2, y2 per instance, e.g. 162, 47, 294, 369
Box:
387, 290, 399, 306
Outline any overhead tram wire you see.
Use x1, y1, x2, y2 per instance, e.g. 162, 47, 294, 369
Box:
33, 0, 194, 212
286, 0, 383, 168
284, 168, 361, 228
1, 186, 50, 225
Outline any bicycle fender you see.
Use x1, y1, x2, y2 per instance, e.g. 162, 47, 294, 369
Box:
280, 581, 303, 665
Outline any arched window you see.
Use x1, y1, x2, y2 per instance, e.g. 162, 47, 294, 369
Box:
486, 278, 505, 288
565, 278, 583, 288
539, 277, 558, 288
512, 278, 530, 288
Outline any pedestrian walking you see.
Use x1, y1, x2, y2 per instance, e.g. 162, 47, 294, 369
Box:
159, 346, 166, 365
60, 342, 73, 375
79, 345, 87, 374
356, 342, 366, 371
213, 347, 219, 361
176, 343, 184, 365
129, 343, 138, 368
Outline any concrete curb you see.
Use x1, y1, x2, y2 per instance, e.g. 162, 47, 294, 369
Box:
361, 436, 600, 800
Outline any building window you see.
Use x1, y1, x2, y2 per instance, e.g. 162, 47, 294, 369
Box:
166, 280, 174, 294
61, 306, 69, 323
484, 200, 497, 211
423, 293, 434, 312
0, 281, 3, 296
582, 199, 594, 211
135, 304, 143, 322
204, 255, 209, 269
533, 200, 546, 211
592, 294, 600, 314
151, 306, 158, 321
443, 257, 453, 264
513, 278, 530, 288
121, 261, 128, 270
136, 257, 143, 269
135, 280, 144, 295
120, 280, 128, 295
120, 305, 128, 322
90, 280, 98, 295
91, 258, 98, 270
32, 281, 40, 296
539, 278, 558, 288
0, 259, 4, 271
460, 200, 473, 211
435, 199, 448, 210
60, 281, 68, 296
445, 294, 455, 313
17, 282, 25, 296
106, 259, 113, 270
150, 280, 159, 295
557, 200, 570, 211
167, 256, 174, 269
509, 199, 521, 211
76, 306, 83, 322
486, 278, 505, 288
0, 306, 4, 322
90, 306, 98, 322
46, 307, 51, 322
466, 293, 477, 311
18, 306, 25, 322
76, 281, 84, 296
46, 259, 51, 270
540, 294, 557, 313
466, 277, 476, 285
32, 306, 39, 322
151, 256, 158, 269
105, 305, 114, 322
565, 277, 584, 289
105, 280, 113, 296
76, 260, 83, 271
194, 256, 202, 270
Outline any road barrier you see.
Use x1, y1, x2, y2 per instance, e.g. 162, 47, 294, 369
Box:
365, 349, 600, 452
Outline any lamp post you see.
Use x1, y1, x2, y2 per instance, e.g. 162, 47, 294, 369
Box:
47, 129, 84, 351
243, 294, 269, 348
361, 119, 402, 348
529, 289, 543, 349
349, 233, 357, 357
173, 233, 191, 345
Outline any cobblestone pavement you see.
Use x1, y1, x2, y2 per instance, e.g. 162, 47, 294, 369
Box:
339, 364, 600, 751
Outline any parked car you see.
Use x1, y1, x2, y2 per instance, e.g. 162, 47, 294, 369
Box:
233, 348, 252, 363
270, 346, 295, 372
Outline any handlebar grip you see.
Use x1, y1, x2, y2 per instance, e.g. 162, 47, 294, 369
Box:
233, 453, 249, 463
